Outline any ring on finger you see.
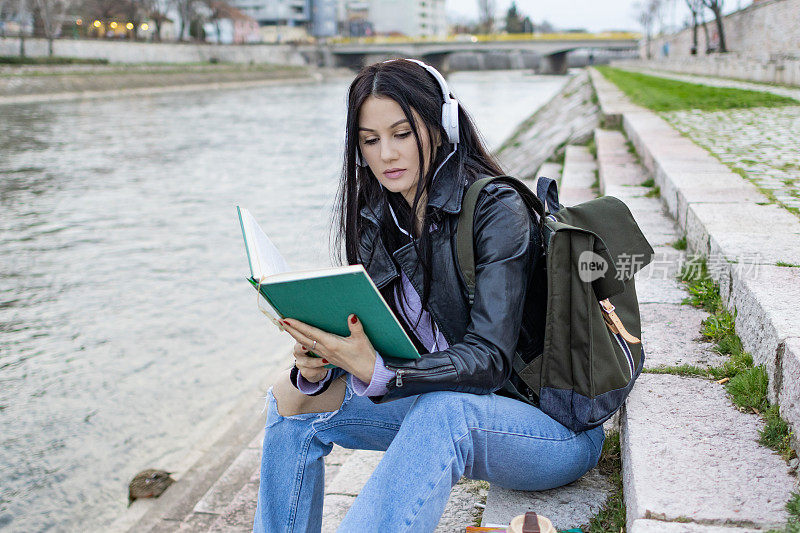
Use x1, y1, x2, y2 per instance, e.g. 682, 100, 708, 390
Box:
311, 340, 317, 351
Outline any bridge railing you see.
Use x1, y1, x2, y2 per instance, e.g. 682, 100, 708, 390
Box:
330, 32, 642, 45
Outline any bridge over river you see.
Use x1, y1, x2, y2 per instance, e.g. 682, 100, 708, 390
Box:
299, 33, 640, 74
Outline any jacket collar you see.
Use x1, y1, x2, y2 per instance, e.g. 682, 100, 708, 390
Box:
358, 159, 466, 225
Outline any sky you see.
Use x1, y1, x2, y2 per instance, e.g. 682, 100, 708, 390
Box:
445, 0, 753, 33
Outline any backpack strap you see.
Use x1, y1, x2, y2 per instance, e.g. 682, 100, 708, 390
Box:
535, 176, 562, 215
456, 176, 497, 305
456, 175, 544, 305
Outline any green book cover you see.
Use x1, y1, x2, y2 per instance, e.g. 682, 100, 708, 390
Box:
237, 206, 419, 361
247, 267, 419, 360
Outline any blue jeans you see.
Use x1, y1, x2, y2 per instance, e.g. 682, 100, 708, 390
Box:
254, 374, 605, 533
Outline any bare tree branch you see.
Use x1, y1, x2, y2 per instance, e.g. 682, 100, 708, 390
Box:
476, 0, 495, 34
34, 0, 69, 54
700, 0, 727, 52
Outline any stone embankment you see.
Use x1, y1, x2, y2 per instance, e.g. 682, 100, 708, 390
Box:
0, 37, 308, 65
0, 63, 351, 105
495, 69, 601, 180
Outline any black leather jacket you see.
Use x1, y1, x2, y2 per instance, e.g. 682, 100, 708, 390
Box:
291, 167, 543, 407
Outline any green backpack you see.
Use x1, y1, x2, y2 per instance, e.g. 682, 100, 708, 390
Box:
456, 175, 654, 432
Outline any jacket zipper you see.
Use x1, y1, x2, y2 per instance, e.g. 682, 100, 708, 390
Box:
394, 367, 451, 387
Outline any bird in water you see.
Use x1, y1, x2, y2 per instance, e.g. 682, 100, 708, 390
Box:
128, 469, 175, 506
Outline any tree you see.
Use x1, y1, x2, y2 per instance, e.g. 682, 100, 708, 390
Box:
17, 0, 28, 55
633, 0, 661, 59
476, 0, 495, 34
33, 0, 69, 54
683, 0, 702, 54
504, 1, 524, 33
700, 0, 727, 52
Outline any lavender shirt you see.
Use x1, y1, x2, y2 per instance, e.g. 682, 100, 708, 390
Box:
295, 269, 449, 397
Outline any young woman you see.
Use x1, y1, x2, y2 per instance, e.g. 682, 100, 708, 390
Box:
253, 59, 605, 532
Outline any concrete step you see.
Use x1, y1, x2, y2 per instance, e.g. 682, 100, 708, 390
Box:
623, 374, 794, 531
594, 126, 798, 531
559, 144, 597, 206
590, 69, 800, 439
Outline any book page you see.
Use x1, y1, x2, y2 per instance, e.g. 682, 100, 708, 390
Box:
237, 206, 290, 280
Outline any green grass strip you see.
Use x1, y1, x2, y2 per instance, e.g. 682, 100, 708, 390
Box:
676, 259, 795, 462
595, 66, 799, 111
582, 431, 624, 533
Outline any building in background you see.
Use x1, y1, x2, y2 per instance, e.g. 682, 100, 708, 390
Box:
369, 0, 446, 37
227, 0, 337, 41
340, 0, 373, 37
203, 2, 261, 43
311, 0, 337, 38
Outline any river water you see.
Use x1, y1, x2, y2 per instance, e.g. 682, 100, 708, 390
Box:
0, 69, 567, 532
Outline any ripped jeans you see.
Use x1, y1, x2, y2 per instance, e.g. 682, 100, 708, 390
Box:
253, 373, 605, 533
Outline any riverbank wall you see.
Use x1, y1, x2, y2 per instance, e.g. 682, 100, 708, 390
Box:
629, 0, 800, 86
0, 64, 358, 105
0, 38, 308, 65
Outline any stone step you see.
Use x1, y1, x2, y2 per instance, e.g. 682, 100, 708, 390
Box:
559, 144, 597, 206
623, 374, 794, 531
321, 448, 486, 532
593, 124, 798, 531
590, 69, 800, 441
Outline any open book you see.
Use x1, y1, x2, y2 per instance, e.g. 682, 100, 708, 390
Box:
236, 206, 420, 361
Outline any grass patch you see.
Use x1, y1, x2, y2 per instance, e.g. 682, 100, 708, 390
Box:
643, 364, 709, 377
777, 261, 800, 267
641, 177, 655, 188
625, 140, 642, 164
644, 185, 660, 198
0, 55, 109, 65
586, 136, 597, 158
582, 431, 625, 533
671, 235, 687, 250
596, 66, 799, 111
676, 259, 796, 462
591, 169, 600, 192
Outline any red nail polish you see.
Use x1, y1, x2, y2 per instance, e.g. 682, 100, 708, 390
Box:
350, 315, 358, 324
322, 359, 329, 364
301, 346, 306, 350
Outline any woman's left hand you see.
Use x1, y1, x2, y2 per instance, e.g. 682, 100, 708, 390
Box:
281, 314, 377, 384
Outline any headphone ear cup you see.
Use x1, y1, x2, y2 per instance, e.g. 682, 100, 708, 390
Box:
444, 99, 459, 145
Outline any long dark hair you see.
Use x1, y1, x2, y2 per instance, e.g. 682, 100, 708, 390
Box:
333, 59, 504, 340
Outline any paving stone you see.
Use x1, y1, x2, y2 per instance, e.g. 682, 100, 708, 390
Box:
561, 145, 597, 206
321, 494, 355, 532
640, 303, 727, 369
193, 448, 262, 515
324, 449, 384, 497
435, 478, 485, 533
536, 162, 562, 183
709, 231, 800, 267
207, 481, 258, 532
685, 202, 800, 257
629, 519, 761, 533
727, 265, 800, 403
622, 374, 793, 532
480, 468, 611, 531
634, 275, 687, 305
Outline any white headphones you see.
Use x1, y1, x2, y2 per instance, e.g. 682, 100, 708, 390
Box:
356, 58, 459, 167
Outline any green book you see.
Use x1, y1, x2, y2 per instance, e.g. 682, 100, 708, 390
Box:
237, 206, 420, 361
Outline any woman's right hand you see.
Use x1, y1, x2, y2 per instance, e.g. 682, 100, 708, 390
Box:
293, 342, 329, 383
